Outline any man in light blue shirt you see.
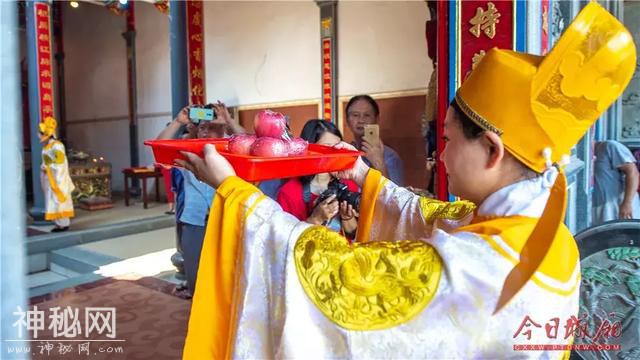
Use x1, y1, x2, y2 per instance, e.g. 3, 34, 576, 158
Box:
157, 101, 245, 295
593, 140, 640, 225
345, 95, 405, 186
178, 170, 215, 227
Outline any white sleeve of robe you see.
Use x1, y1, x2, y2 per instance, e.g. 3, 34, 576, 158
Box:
363, 179, 474, 242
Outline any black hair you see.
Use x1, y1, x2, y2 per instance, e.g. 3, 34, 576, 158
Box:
345, 95, 380, 117
299, 119, 343, 143
299, 119, 343, 185
450, 100, 540, 177
450, 99, 484, 140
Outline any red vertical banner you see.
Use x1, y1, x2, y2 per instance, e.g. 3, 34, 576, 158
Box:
35, 2, 54, 123
321, 38, 332, 121
459, 1, 514, 83
186, 1, 205, 105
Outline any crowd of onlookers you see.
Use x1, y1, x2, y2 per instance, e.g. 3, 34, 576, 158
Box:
156, 95, 640, 297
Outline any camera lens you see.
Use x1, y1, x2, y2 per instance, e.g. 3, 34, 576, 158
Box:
327, 179, 361, 212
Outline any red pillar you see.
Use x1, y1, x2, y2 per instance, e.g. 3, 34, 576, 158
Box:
435, 0, 449, 201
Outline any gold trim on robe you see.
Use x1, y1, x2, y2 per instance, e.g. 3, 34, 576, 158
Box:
357, 169, 476, 243
418, 197, 476, 223
294, 225, 442, 330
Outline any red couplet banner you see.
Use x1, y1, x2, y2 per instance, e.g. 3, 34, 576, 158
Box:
322, 38, 332, 121
459, 1, 514, 83
35, 2, 54, 122
186, 1, 206, 105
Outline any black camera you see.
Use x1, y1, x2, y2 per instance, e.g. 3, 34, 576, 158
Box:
316, 178, 361, 212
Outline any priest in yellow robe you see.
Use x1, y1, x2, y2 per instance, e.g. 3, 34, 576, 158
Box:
39, 116, 75, 232
178, 3, 636, 359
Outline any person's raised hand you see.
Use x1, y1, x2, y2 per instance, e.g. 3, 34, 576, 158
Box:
175, 106, 191, 125
210, 101, 245, 134
210, 101, 231, 125
339, 201, 359, 221
308, 195, 339, 225
331, 142, 370, 187
361, 139, 385, 171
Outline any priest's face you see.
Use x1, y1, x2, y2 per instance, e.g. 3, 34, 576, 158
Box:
440, 107, 490, 204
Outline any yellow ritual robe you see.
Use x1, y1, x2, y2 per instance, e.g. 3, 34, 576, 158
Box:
41, 139, 75, 220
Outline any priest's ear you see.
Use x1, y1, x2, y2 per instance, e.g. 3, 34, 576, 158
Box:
482, 131, 504, 170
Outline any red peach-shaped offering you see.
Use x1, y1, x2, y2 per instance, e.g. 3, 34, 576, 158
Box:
286, 137, 308, 156
254, 110, 288, 139
250, 137, 288, 157
227, 134, 257, 155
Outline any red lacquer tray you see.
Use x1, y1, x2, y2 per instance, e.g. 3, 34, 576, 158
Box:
144, 138, 361, 181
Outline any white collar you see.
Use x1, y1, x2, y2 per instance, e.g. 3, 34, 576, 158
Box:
475, 167, 559, 218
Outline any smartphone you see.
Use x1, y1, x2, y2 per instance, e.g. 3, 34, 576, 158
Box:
189, 107, 215, 123
363, 124, 380, 146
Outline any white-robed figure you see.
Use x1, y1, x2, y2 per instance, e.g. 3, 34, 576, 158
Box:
178, 3, 636, 359
39, 116, 75, 232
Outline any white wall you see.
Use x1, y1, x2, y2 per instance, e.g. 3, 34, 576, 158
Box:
61, 1, 431, 191
202, 1, 431, 105
132, 2, 172, 169
63, 3, 128, 121
135, 3, 172, 115
338, 1, 431, 95
63, 2, 171, 192
202, 1, 321, 106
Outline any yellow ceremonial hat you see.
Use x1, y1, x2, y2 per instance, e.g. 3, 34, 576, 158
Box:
39, 116, 58, 138
455, 2, 636, 314
456, 1, 636, 173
